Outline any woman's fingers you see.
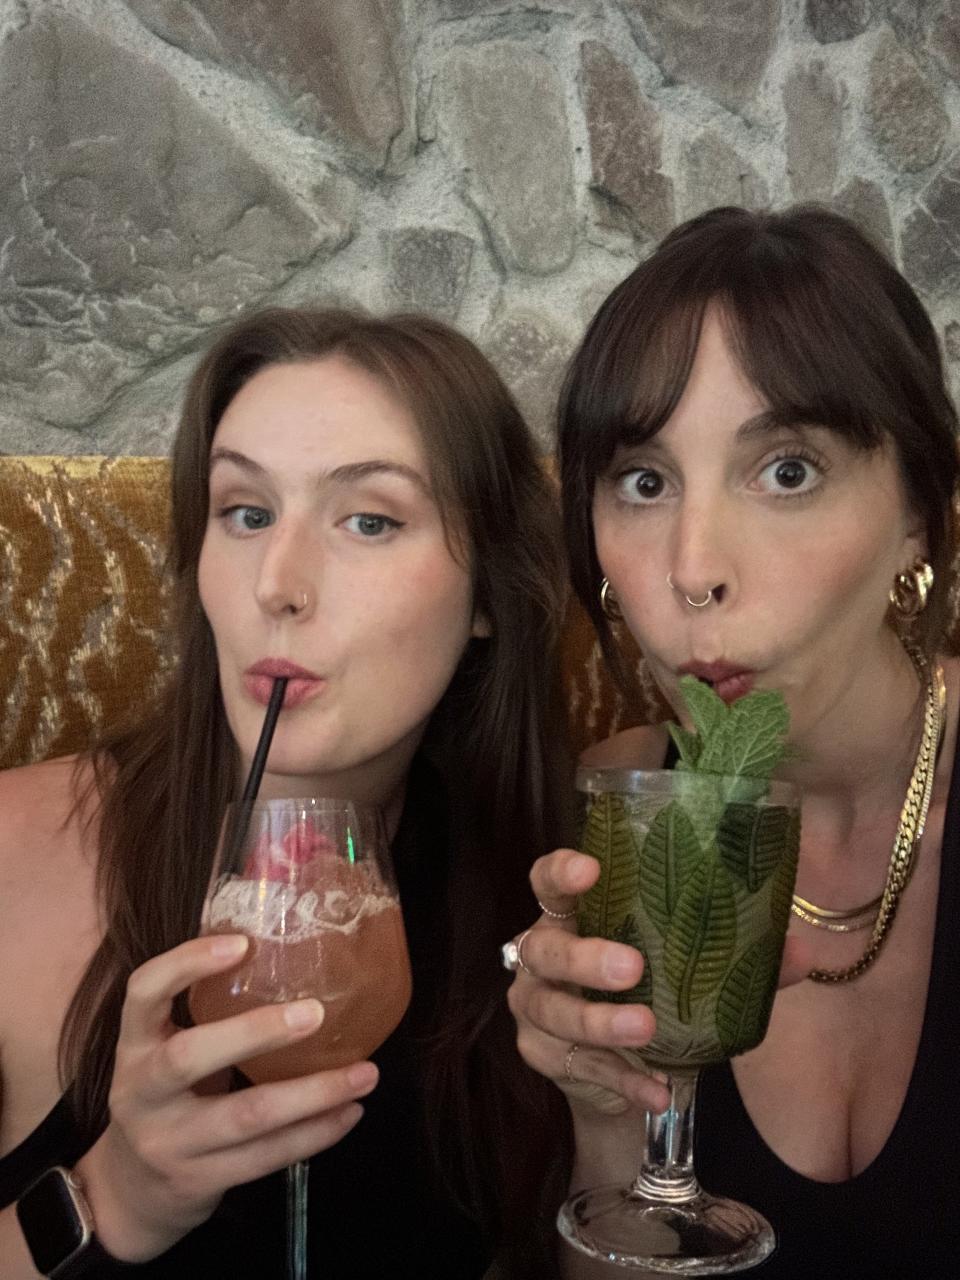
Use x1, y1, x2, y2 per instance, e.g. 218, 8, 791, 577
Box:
184, 1101, 368, 1194
530, 848, 599, 911
519, 927, 644, 991
120, 935, 251, 1043
512, 978, 655, 1049
178, 1062, 379, 1155
134, 999, 325, 1103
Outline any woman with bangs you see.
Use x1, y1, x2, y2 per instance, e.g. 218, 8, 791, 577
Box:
507, 205, 960, 1275
0, 307, 571, 1278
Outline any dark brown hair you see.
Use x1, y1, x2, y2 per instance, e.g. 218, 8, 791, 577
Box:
559, 204, 959, 687
63, 309, 571, 1261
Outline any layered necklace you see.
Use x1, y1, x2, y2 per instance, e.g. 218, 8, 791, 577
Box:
793, 641, 946, 984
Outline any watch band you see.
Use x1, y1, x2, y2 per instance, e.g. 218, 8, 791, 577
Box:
49, 1236, 131, 1280
16, 1166, 133, 1277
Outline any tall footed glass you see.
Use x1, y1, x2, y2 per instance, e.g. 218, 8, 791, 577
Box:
189, 798, 411, 1280
558, 767, 800, 1274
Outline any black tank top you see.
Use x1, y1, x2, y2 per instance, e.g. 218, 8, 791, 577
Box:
693, 725, 960, 1277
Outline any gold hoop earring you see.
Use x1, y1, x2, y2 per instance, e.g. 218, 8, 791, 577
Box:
600, 577, 623, 622
889, 560, 934, 620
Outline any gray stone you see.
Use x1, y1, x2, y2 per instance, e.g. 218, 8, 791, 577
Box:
932, 13, 960, 80
0, 12, 349, 429
621, 0, 780, 114
806, 0, 869, 43
436, 0, 593, 14
944, 321, 960, 363
384, 228, 474, 318
866, 31, 949, 173
901, 160, 960, 299
784, 62, 844, 200
682, 132, 768, 219
580, 41, 674, 242
435, 43, 575, 275
832, 178, 894, 257
482, 309, 574, 448
127, 0, 409, 168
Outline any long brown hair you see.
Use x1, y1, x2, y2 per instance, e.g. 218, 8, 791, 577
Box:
62, 309, 572, 1258
559, 204, 960, 688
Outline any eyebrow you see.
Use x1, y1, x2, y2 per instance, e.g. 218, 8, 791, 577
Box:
209, 447, 431, 494
616, 409, 816, 452
735, 411, 816, 440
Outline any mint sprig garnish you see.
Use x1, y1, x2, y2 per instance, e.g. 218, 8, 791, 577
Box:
668, 675, 790, 781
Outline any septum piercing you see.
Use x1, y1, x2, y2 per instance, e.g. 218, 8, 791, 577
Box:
667, 573, 714, 609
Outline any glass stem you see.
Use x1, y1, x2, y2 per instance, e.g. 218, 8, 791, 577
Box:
286, 1159, 309, 1280
632, 1070, 700, 1204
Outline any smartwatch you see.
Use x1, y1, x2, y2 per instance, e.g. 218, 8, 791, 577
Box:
15, 1166, 129, 1278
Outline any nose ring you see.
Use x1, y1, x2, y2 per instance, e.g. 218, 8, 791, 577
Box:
292, 590, 309, 613
667, 573, 714, 609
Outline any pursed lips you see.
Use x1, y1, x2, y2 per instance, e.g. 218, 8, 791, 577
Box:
244, 659, 326, 709
676, 660, 757, 705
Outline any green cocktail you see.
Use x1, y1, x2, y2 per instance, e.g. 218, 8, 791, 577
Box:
577, 768, 799, 1072
558, 679, 800, 1275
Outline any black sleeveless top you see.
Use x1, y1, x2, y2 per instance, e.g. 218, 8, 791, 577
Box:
0, 759, 491, 1278
693, 724, 960, 1277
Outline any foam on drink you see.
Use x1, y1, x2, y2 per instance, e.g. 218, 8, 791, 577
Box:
190, 858, 412, 1083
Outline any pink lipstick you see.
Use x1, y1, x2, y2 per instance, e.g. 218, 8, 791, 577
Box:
244, 659, 324, 709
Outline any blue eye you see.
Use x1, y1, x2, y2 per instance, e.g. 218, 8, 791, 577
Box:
617, 469, 666, 503
219, 505, 274, 533
343, 513, 402, 537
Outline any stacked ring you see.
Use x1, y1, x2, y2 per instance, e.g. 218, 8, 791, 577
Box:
500, 928, 534, 973
536, 896, 575, 921
564, 1042, 581, 1083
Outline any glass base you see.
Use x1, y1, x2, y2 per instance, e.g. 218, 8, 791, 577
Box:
558, 1183, 775, 1275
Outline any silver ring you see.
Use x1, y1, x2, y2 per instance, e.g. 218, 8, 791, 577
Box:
564, 1042, 581, 1083
667, 572, 713, 609
501, 928, 534, 974
536, 896, 575, 921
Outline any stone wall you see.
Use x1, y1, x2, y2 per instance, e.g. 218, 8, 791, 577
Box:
1, 0, 959, 456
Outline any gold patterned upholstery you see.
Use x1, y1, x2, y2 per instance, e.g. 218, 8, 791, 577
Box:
0, 456, 647, 770
0, 457, 173, 769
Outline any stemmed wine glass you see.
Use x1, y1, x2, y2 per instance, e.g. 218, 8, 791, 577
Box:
558, 766, 800, 1274
190, 797, 412, 1280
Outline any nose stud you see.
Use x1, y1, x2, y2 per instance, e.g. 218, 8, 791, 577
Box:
667, 573, 715, 609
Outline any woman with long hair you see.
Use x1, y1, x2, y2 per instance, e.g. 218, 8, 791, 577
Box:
507, 206, 960, 1275
0, 308, 571, 1277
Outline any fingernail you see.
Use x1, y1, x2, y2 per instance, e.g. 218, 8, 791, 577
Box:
604, 951, 639, 983
284, 998, 324, 1031
210, 934, 249, 958
569, 853, 595, 877
348, 1063, 379, 1092
611, 1008, 649, 1042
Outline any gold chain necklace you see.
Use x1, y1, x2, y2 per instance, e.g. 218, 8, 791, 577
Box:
790, 892, 882, 933
803, 643, 946, 984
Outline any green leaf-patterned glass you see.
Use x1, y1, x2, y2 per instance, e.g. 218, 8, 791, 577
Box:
558, 767, 800, 1275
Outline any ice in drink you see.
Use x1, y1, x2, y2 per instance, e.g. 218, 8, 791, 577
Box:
189, 856, 411, 1083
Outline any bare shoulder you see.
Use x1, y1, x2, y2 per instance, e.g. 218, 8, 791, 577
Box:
0, 757, 102, 1152
579, 723, 671, 770
0, 755, 96, 865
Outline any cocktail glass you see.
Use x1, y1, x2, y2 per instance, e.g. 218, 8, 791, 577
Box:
190, 798, 411, 1280
557, 767, 800, 1274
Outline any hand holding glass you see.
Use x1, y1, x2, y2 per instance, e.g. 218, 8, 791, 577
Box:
558, 767, 800, 1274
189, 798, 411, 1279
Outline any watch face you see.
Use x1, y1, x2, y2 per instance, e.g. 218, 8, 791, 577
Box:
16, 1167, 90, 1274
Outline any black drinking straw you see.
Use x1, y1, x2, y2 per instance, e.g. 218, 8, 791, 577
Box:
223, 676, 288, 873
